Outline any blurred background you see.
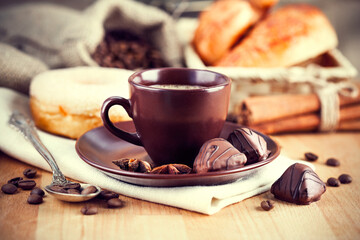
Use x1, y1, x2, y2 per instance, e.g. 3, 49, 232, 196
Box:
1, 0, 359, 72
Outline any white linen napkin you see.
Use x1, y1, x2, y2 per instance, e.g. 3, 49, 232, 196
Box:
0, 88, 312, 215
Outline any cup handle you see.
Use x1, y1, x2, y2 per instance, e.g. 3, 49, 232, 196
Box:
101, 96, 142, 146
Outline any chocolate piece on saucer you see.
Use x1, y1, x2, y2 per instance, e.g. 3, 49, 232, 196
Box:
227, 127, 270, 165
270, 163, 326, 205
193, 138, 247, 174
150, 164, 192, 174
113, 158, 152, 173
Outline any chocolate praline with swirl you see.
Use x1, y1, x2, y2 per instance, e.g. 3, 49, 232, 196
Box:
193, 138, 247, 174
227, 127, 270, 165
270, 163, 326, 205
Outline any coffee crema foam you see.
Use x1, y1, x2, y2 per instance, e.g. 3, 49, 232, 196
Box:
150, 84, 205, 90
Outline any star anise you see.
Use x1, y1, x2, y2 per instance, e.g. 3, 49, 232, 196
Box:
150, 164, 192, 174
112, 158, 152, 173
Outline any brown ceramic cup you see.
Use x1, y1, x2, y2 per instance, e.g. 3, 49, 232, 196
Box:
101, 68, 231, 166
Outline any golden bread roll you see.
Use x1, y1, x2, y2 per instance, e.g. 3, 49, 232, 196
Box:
30, 67, 132, 139
193, 0, 262, 65
216, 4, 338, 67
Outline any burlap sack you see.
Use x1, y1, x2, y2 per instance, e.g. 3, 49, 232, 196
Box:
0, 0, 182, 69
0, 43, 48, 94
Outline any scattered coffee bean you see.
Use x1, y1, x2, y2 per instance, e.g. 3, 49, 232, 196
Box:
27, 194, 43, 204
7, 177, 23, 187
81, 186, 97, 195
81, 206, 98, 215
30, 187, 45, 197
327, 177, 340, 187
18, 180, 36, 190
98, 190, 119, 200
1, 183, 17, 194
305, 152, 318, 161
23, 168, 37, 178
339, 174, 352, 184
67, 189, 80, 195
326, 158, 340, 167
49, 185, 67, 193
260, 200, 274, 211
63, 183, 81, 190
107, 198, 124, 208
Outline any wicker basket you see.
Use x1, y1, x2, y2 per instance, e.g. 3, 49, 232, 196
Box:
176, 18, 358, 113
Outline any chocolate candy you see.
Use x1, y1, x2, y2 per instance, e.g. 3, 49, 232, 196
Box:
193, 138, 247, 173
227, 128, 270, 165
270, 163, 326, 205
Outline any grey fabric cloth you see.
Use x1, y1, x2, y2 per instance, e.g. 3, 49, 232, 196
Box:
0, 43, 48, 94
0, 0, 182, 94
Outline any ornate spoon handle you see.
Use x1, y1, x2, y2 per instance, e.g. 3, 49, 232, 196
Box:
8, 111, 69, 186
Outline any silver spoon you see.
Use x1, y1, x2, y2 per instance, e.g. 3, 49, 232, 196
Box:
9, 111, 101, 202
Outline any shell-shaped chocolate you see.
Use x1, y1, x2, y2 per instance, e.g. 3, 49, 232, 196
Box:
271, 163, 326, 205
193, 138, 247, 173
227, 127, 270, 165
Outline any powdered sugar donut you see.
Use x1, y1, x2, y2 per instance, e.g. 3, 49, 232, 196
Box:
30, 67, 132, 139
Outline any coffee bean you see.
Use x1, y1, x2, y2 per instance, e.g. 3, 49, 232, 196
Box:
7, 177, 23, 187
63, 183, 81, 190
326, 158, 340, 167
260, 200, 274, 211
107, 198, 124, 208
91, 30, 167, 70
81, 206, 98, 215
27, 194, 43, 204
81, 186, 97, 195
327, 177, 340, 187
339, 174, 352, 184
98, 190, 119, 200
18, 180, 36, 190
31, 187, 45, 197
49, 185, 67, 193
305, 152, 318, 161
1, 183, 17, 194
67, 189, 80, 194
23, 168, 37, 178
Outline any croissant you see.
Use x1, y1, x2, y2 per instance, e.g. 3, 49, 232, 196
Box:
192, 0, 263, 65
216, 4, 338, 67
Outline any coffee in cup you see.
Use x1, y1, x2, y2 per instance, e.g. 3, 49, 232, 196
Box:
101, 68, 231, 166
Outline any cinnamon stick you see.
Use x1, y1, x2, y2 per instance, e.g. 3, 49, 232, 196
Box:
239, 91, 360, 125
250, 104, 360, 134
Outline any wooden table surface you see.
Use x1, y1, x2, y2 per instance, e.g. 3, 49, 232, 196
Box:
0, 132, 359, 240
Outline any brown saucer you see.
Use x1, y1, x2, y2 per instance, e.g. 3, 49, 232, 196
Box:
75, 121, 280, 187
